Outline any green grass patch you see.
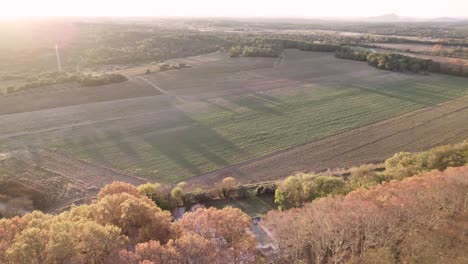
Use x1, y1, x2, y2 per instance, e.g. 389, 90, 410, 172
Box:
205, 195, 276, 216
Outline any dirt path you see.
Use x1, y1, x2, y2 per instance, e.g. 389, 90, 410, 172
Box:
186, 96, 468, 186
134, 76, 187, 103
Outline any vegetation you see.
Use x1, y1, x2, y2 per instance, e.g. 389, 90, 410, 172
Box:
0, 183, 257, 264
1, 144, 467, 263
274, 141, 468, 210
384, 141, 468, 179
335, 47, 371, 61
265, 166, 468, 263
336, 47, 440, 73
366, 53, 439, 73
4, 72, 128, 94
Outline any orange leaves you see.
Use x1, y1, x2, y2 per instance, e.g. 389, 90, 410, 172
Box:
265, 166, 468, 263
97, 181, 143, 200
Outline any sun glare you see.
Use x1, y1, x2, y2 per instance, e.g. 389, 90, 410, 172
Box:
1, 0, 467, 19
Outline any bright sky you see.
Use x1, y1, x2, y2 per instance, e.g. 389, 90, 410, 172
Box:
1, 0, 467, 18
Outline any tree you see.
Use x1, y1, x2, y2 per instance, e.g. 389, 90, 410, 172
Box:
89, 193, 172, 243
313, 176, 346, 197
171, 187, 184, 207
0, 217, 27, 263
98, 181, 143, 200
265, 166, 468, 263
137, 182, 171, 210
274, 176, 305, 210
348, 164, 384, 189
176, 207, 257, 264
219, 177, 237, 198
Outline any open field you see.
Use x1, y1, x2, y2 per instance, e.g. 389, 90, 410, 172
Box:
1, 50, 467, 186
187, 96, 468, 185
0, 78, 160, 115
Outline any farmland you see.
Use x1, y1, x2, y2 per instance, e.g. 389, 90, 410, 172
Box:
1, 50, 467, 185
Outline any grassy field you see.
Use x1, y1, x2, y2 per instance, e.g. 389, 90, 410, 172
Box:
1, 50, 467, 184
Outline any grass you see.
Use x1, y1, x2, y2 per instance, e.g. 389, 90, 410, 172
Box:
205, 195, 276, 216
56, 74, 468, 183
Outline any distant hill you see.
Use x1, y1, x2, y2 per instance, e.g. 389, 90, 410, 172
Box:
364, 13, 467, 23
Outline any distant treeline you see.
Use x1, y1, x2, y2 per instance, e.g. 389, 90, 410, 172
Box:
335, 47, 468, 77
4, 72, 128, 94
229, 39, 339, 58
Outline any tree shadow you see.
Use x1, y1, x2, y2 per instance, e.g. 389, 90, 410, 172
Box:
252, 92, 283, 104
350, 83, 434, 106
141, 110, 246, 177
105, 130, 142, 162
227, 95, 283, 115
202, 99, 238, 114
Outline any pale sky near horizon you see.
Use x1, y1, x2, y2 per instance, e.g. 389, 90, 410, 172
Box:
1, 0, 467, 19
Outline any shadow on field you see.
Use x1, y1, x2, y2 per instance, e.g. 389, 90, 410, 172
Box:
105, 131, 143, 162
349, 83, 444, 106
227, 95, 283, 115
68, 135, 109, 163
141, 110, 246, 176
252, 92, 283, 104
202, 99, 238, 114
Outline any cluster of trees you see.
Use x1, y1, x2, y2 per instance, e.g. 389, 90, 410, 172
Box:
5, 72, 128, 94
135, 176, 275, 212
229, 39, 340, 58
336, 47, 439, 73
432, 46, 468, 59
0, 182, 257, 264
229, 46, 280, 58
274, 175, 346, 210
384, 141, 468, 179
274, 141, 468, 210
265, 166, 468, 263
335, 47, 371, 61
366, 53, 439, 73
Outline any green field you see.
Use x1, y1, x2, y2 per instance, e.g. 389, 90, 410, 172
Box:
56, 75, 468, 182
2, 51, 468, 184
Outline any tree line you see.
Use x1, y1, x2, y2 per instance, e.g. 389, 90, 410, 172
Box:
265, 166, 468, 263
335, 47, 443, 73
3, 72, 128, 94
274, 141, 468, 210
0, 182, 257, 264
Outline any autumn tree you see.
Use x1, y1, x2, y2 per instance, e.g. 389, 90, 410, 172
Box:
89, 193, 172, 243
97, 181, 143, 200
171, 187, 184, 207
219, 176, 237, 198
138, 182, 171, 210
265, 166, 468, 263
176, 207, 257, 263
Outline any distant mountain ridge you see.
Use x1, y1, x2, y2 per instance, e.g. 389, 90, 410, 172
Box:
365, 13, 467, 22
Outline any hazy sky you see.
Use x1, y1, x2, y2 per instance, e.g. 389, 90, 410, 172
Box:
1, 0, 467, 18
